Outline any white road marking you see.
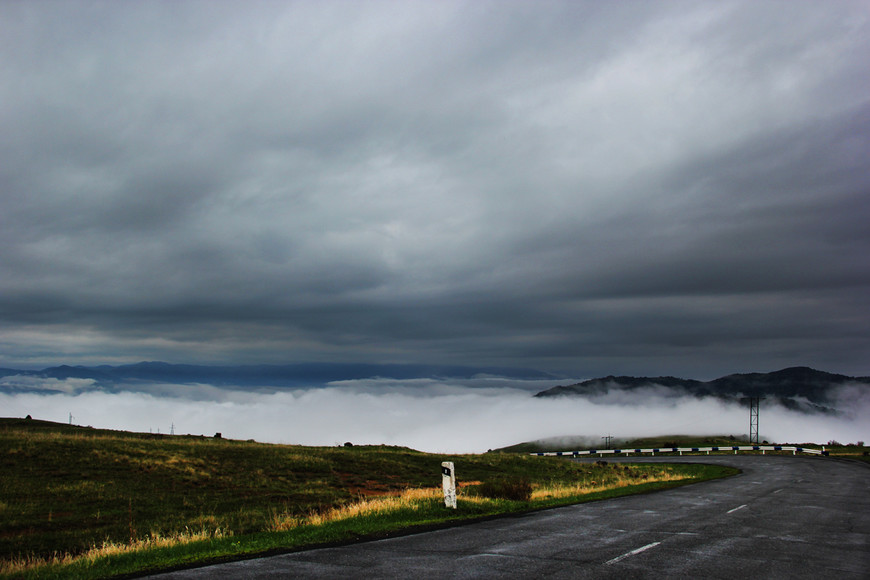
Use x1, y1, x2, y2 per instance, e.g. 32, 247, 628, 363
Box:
773, 489, 783, 494
604, 542, 662, 565
727, 504, 748, 514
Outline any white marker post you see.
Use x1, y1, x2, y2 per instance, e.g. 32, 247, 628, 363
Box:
441, 461, 457, 509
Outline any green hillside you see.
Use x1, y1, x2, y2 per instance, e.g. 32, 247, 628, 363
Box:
0, 417, 735, 579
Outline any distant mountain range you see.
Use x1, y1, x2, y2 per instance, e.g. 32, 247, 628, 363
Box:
3, 363, 867, 415
0, 361, 558, 392
534, 367, 870, 413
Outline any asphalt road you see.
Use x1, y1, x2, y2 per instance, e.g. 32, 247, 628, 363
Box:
148, 455, 869, 579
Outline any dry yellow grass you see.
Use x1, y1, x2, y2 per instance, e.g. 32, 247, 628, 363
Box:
270, 487, 445, 531
271, 469, 688, 531
0, 528, 230, 576
1, 462, 692, 576
531, 469, 689, 500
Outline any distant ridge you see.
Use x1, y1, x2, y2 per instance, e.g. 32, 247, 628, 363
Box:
0, 361, 560, 391
534, 366, 870, 413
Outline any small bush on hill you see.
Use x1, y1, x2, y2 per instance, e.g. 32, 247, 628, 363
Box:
476, 477, 533, 501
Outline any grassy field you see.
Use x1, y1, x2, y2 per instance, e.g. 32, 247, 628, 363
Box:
822, 444, 870, 464
1, 418, 737, 579
491, 433, 851, 454
492, 434, 756, 453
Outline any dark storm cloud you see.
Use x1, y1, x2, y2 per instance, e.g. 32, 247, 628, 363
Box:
1, 1, 868, 377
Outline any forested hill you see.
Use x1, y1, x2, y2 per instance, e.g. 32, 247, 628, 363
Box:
533, 367, 870, 413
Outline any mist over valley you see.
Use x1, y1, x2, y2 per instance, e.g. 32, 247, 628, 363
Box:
2, 363, 866, 453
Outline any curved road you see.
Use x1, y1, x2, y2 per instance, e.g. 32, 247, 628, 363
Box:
149, 455, 869, 579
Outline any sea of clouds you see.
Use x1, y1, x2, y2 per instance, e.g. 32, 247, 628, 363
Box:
2, 376, 867, 453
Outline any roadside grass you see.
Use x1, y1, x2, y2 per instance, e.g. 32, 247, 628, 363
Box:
492, 434, 755, 453
620, 434, 752, 449
823, 444, 870, 465
0, 418, 737, 579
493, 434, 839, 458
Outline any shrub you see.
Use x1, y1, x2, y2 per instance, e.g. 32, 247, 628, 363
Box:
476, 478, 533, 501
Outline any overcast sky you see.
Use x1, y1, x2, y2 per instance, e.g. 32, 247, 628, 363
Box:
2, 1, 869, 379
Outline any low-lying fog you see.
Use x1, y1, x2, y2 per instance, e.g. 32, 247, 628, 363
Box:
2, 377, 867, 453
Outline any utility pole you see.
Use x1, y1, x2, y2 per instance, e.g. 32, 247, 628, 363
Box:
601, 434, 613, 449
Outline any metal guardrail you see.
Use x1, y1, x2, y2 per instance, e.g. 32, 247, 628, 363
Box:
533, 445, 828, 457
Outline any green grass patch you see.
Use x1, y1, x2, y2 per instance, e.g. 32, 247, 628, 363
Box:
493, 434, 756, 453
822, 444, 870, 464
491, 434, 845, 456
0, 418, 736, 579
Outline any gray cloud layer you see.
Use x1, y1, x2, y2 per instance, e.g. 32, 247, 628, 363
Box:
1, 1, 869, 377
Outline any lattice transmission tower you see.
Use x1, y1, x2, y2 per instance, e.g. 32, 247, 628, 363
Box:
747, 397, 763, 445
